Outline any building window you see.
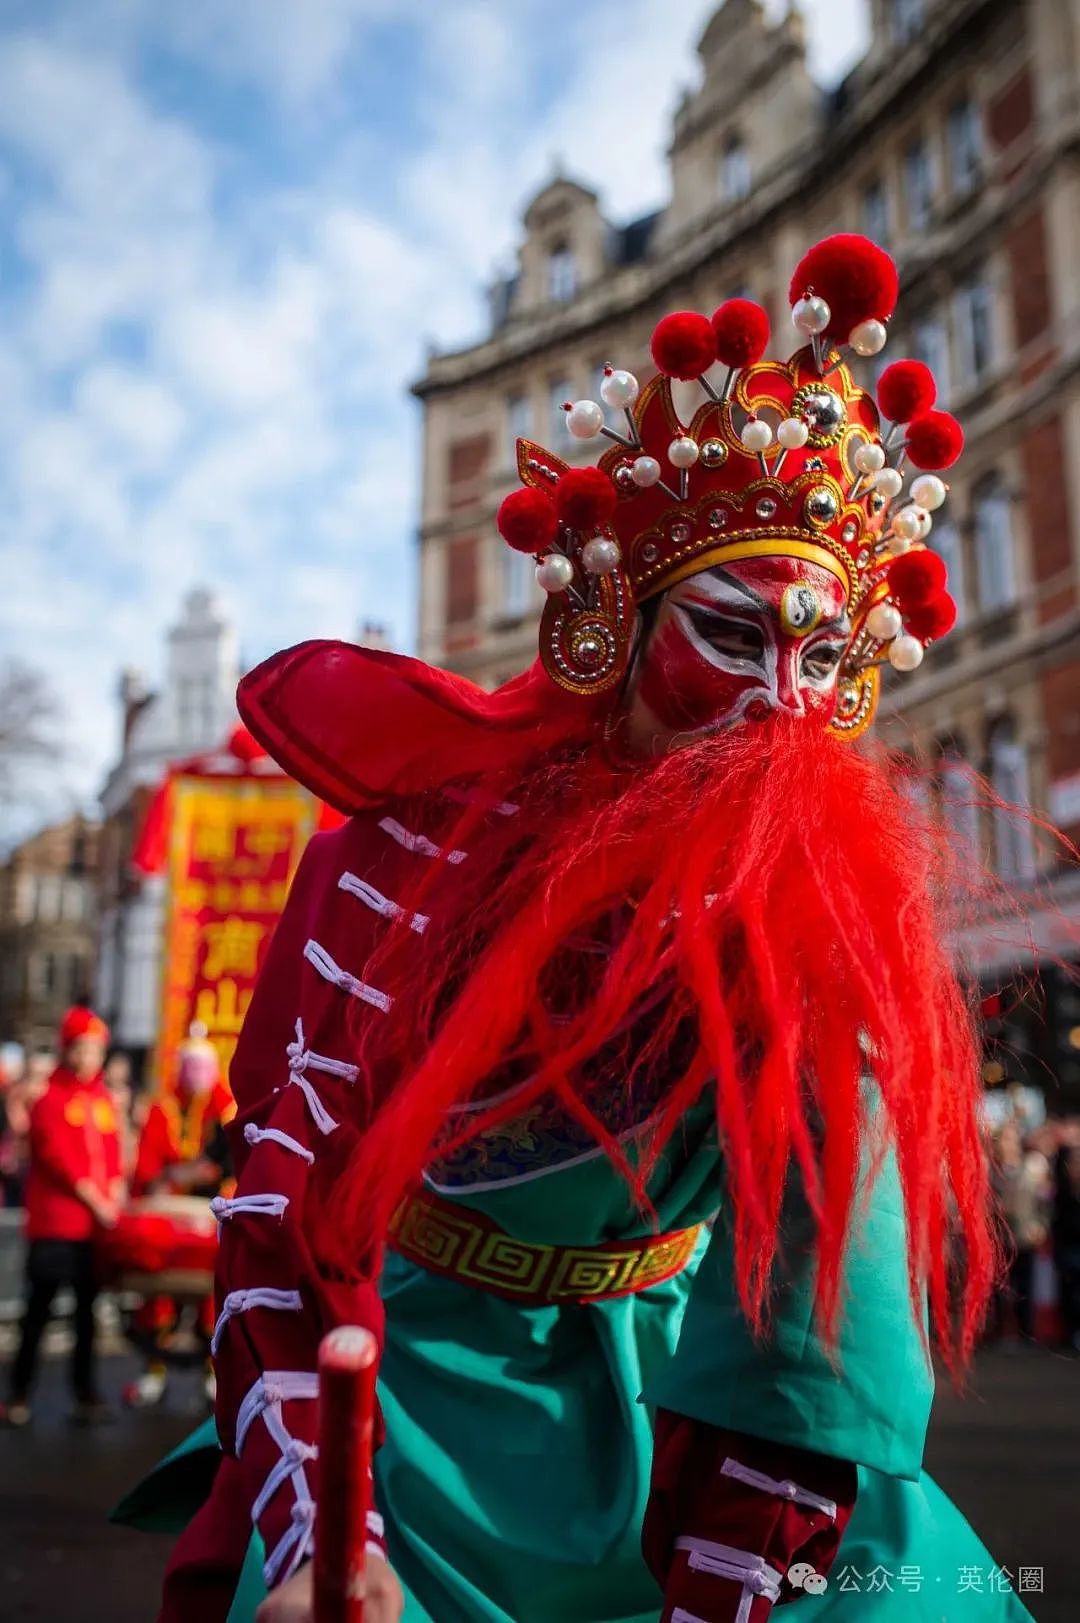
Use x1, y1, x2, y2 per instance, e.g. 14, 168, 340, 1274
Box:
446, 535, 479, 626
947, 97, 983, 195
954, 275, 994, 387
506, 394, 531, 462
720, 136, 751, 204
861, 178, 891, 246
547, 242, 576, 303
502, 545, 535, 620
933, 518, 966, 627
549, 377, 574, 444
988, 717, 1035, 881
911, 308, 952, 405
890, 0, 924, 44
904, 139, 935, 232
973, 474, 1016, 613
936, 741, 981, 861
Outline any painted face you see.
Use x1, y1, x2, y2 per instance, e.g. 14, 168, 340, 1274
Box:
626, 555, 851, 750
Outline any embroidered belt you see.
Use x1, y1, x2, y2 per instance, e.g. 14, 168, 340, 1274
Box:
387, 1186, 702, 1305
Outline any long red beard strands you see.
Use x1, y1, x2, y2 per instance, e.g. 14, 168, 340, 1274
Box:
325, 720, 999, 1371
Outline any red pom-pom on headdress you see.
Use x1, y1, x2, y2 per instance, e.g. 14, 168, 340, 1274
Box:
788, 233, 899, 340
905, 591, 958, 642
887, 549, 947, 605
906, 410, 964, 470
555, 466, 617, 532
710, 299, 770, 368
650, 312, 716, 380
497, 488, 558, 554
876, 360, 936, 424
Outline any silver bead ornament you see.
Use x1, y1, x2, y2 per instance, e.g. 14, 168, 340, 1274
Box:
535, 553, 574, 593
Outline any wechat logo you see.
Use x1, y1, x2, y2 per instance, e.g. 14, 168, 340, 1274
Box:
788, 1562, 829, 1596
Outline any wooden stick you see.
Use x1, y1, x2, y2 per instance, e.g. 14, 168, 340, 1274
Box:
314, 1326, 379, 1623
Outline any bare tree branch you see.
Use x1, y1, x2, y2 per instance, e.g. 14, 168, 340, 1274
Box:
0, 659, 62, 800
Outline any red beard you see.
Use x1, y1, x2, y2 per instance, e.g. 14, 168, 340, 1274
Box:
326, 718, 997, 1369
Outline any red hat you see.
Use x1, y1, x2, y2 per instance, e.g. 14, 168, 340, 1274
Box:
59, 1007, 110, 1049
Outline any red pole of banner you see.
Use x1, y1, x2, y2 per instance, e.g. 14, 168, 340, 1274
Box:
314, 1326, 379, 1623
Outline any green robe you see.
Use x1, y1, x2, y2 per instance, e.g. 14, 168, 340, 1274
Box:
118, 1115, 1032, 1621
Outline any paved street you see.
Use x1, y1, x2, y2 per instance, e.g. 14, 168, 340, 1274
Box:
0, 1340, 1077, 1621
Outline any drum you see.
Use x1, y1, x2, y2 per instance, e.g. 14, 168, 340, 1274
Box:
97, 1195, 218, 1299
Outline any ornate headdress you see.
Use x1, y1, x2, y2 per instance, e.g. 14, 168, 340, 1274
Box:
497, 234, 963, 739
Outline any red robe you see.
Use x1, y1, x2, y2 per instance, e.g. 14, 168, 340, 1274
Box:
132, 1082, 234, 1196
162, 803, 853, 1621
24, 1068, 123, 1242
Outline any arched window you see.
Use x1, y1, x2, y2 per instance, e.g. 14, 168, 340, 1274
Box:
973, 473, 1016, 613
547, 242, 576, 303
935, 738, 981, 862
720, 137, 751, 204
988, 716, 1036, 881
933, 518, 965, 627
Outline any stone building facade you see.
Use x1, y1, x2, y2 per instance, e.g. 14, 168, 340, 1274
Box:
0, 816, 100, 1055
412, 0, 1080, 1105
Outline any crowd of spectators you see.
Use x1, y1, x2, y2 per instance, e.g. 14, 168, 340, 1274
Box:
987, 1110, 1080, 1351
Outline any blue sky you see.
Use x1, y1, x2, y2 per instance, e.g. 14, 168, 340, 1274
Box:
0, 0, 868, 823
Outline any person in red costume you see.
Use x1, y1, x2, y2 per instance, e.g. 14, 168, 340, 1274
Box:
4, 1006, 123, 1426
123, 1032, 235, 1409
142, 240, 1030, 1623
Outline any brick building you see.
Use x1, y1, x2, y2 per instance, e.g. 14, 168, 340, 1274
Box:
0, 816, 100, 1054
412, 0, 1080, 1107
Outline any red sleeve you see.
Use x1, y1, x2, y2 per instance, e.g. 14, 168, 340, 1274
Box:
210, 818, 391, 1593
28, 1089, 86, 1192
643, 1415, 857, 1621
132, 1104, 169, 1195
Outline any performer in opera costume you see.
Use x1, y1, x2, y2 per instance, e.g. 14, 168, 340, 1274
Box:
119, 237, 1033, 1621
122, 1030, 235, 1408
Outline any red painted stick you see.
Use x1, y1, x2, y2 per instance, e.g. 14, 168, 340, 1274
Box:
314, 1326, 379, 1623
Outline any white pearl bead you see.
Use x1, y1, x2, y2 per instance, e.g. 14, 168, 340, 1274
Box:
581, 536, 621, 576
565, 400, 604, 439
855, 443, 886, 474
866, 602, 903, 641
792, 295, 831, 336
535, 553, 574, 593
917, 509, 934, 539
888, 633, 925, 672
873, 466, 904, 499
850, 318, 888, 356
600, 369, 639, 409
740, 418, 773, 452
891, 504, 926, 542
667, 436, 700, 469
884, 533, 912, 556
910, 474, 947, 511
777, 417, 809, 449
631, 456, 661, 487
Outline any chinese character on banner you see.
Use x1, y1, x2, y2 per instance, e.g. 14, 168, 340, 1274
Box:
834, 1567, 863, 1593
865, 1567, 894, 1593
154, 770, 319, 1090
957, 1566, 985, 1593
987, 1567, 1014, 1593
1017, 1567, 1044, 1594
898, 1566, 923, 1592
